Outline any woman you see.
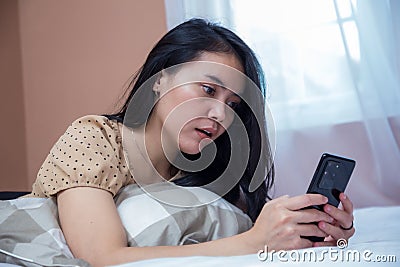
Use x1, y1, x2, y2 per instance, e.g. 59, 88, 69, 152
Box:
26, 19, 354, 266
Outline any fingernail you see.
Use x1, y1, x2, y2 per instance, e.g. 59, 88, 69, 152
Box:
342, 194, 347, 200
325, 205, 331, 212
320, 222, 326, 229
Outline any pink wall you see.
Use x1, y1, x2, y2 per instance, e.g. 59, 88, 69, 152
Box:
1, 0, 167, 191
0, 0, 28, 190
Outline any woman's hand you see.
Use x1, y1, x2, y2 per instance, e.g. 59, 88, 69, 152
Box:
245, 194, 335, 252
314, 192, 355, 247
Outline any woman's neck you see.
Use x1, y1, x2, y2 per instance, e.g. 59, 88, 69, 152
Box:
140, 119, 179, 180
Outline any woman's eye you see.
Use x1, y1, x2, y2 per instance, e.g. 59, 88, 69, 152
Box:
227, 101, 240, 110
202, 84, 216, 96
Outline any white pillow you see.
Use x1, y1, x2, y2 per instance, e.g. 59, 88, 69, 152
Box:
0, 184, 252, 266
115, 183, 253, 246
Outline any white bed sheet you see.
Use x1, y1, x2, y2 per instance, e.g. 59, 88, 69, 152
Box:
112, 206, 400, 267
1, 206, 397, 267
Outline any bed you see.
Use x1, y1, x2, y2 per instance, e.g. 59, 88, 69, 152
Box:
1, 185, 399, 267
111, 206, 400, 267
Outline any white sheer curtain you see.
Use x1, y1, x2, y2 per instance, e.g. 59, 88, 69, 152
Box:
164, 0, 234, 30
353, 0, 400, 199
164, 0, 400, 207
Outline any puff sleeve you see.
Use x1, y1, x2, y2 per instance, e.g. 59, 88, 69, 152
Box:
30, 115, 133, 197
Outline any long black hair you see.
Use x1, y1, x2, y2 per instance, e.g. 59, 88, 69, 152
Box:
106, 18, 274, 222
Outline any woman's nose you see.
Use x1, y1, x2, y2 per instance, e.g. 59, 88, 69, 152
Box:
207, 100, 226, 122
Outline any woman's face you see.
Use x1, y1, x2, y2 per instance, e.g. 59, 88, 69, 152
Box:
150, 52, 245, 155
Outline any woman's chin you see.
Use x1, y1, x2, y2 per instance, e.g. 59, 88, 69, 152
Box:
180, 138, 213, 155
180, 147, 201, 155
199, 138, 213, 151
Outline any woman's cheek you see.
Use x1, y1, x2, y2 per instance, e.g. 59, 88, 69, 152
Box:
221, 110, 235, 130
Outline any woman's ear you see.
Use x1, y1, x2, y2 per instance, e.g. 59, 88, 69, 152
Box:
153, 70, 167, 95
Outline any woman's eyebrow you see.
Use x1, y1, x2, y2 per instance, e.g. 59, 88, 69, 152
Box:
204, 74, 242, 97
204, 74, 225, 87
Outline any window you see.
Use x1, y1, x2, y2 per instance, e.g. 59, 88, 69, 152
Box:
165, 0, 363, 130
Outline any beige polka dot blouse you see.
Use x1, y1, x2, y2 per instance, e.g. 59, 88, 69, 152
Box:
27, 115, 135, 198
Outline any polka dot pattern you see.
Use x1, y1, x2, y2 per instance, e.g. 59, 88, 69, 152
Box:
28, 115, 134, 198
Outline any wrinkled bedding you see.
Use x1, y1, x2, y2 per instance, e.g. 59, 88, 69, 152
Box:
0, 184, 252, 266
1, 185, 399, 266
112, 206, 400, 267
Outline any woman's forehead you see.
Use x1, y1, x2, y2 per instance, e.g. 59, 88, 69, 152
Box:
167, 61, 246, 95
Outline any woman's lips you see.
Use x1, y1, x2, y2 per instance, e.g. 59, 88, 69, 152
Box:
195, 127, 217, 139
195, 129, 211, 139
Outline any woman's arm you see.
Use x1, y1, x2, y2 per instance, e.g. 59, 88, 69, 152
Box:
57, 187, 253, 266
58, 187, 336, 267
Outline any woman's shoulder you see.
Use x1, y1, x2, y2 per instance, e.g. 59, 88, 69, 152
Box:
27, 114, 131, 198
67, 114, 122, 140
69, 115, 119, 129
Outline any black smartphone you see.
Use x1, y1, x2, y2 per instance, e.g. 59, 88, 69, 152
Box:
303, 153, 356, 242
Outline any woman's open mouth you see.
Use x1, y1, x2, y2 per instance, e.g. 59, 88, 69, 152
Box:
195, 127, 216, 139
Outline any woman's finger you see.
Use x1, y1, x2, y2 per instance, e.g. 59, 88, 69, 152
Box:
318, 221, 343, 240
289, 237, 314, 250
283, 194, 328, 211
297, 208, 334, 224
313, 240, 337, 247
297, 223, 328, 238
323, 204, 354, 229
318, 221, 355, 241
339, 193, 353, 214
298, 239, 315, 250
